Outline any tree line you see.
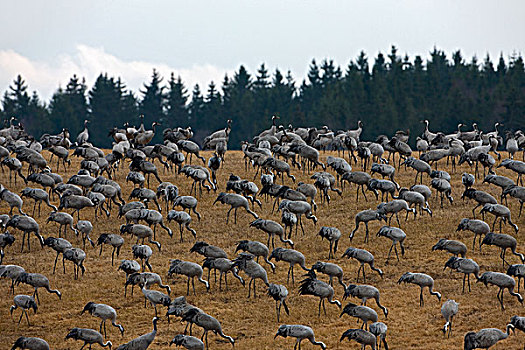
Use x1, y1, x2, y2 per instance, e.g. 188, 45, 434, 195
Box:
1, 46, 524, 148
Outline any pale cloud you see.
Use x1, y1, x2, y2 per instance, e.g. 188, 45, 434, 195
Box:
0, 45, 231, 102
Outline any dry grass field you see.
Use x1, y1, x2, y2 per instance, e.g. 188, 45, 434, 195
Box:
1, 150, 525, 349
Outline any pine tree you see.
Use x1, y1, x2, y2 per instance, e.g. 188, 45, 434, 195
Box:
49, 75, 88, 137
188, 84, 205, 140
165, 73, 188, 127
1, 75, 30, 129
140, 69, 165, 130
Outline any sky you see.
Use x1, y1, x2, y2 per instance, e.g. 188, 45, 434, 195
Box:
0, 0, 524, 101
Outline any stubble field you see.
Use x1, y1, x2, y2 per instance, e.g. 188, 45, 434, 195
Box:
1, 150, 524, 349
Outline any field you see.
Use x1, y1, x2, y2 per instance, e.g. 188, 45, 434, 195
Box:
1, 150, 525, 350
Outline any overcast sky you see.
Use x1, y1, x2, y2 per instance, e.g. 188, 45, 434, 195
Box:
1, 0, 524, 100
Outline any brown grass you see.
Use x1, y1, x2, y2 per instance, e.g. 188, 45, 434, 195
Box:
1, 150, 524, 349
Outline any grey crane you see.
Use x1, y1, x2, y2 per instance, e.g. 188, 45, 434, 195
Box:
65, 327, 112, 350
67, 174, 96, 194
26, 173, 55, 195
47, 211, 77, 238
134, 272, 171, 295
81, 302, 124, 337
190, 241, 227, 259
213, 192, 258, 224
430, 178, 454, 208
114, 317, 158, 350
481, 232, 525, 267
98, 234, 124, 266
317, 226, 341, 259
464, 326, 514, 350
63, 247, 86, 279
20, 187, 57, 216
502, 185, 525, 217
57, 192, 95, 220
0, 232, 15, 264
342, 247, 383, 283
350, 209, 385, 243
340, 302, 378, 331
118, 202, 145, 218
132, 244, 153, 272
298, 270, 341, 316
376, 226, 406, 264
443, 257, 480, 293
508, 315, 525, 336
430, 169, 451, 182
129, 157, 163, 187
141, 285, 170, 317
10, 294, 37, 326
170, 335, 204, 350
272, 185, 308, 213
296, 181, 318, 212
0, 185, 26, 216
311, 261, 347, 291
394, 188, 432, 218
235, 240, 275, 272
118, 260, 141, 281
478, 271, 523, 310
370, 163, 398, 188
483, 174, 515, 203
409, 184, 432, 202
456, 218, 490, 250
441, 299, 459, 338
344, 284, 388, 318
268, 283, 289, 322
269, 247, 310, 284
507, 264, 525, 292
181, 308, 235, 350
368, 179, 397, 202
76, 220, 95, 248
402, 157, 431, 184
119, 224, 161, 251
168, 259, 209, 296
177, 140, 206, 164
275, 324, 326, 350
11, 336, 50, 350
2, 157, 26, 185
202, 258, 244, 291
165, 296, 201, 331
129, 188, 162, 212
126, 171, 145, 188
0, 264, 26, 294
15, 272, 61, 304
76, 119, 90, 145
462, 172, 475, 190
167, 210, 196, 242
207, 153, 221, 187
233, 252, 269, 298
172, 196, 201, 221
48, 145, 71, 171
340, 329, 376, 350
369, 322, 388, 350
156, 183, 179, 212
498, 158, 525, 185
376, 199, 416, 227
281, 208, 298, 239
262, 156, 296, 183
250, 218, 293, 248
432, 238, 467, 258
341, 171, 373, 202
397, 272, 441, 306
125, 209, 172, 239
480, 203, 519, 233
461, 188, 497, 219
